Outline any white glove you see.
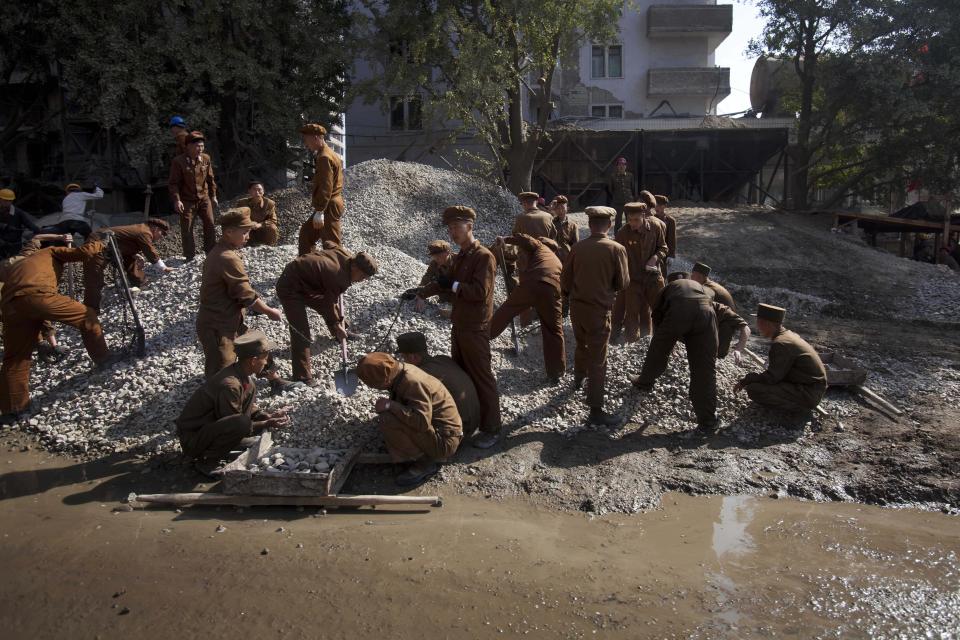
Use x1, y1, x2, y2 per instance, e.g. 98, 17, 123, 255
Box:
312, 212, 324, 224
733, 349, 743, 366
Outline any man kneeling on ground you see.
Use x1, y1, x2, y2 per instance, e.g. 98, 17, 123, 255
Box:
357, 352, 463, 487
176, 330, 291, 474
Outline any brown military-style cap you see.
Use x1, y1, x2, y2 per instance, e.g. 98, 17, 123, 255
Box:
357, 352, 402, 389
552, 195, 569, 204
692, 262, 711, 276
299, 123, 327, 136
442, 205, 476, 224
755, 303, 786, 323
145, 217, 171, 233
623, 202, 649, 214
584, 206, 616, 219
395, 331, 428, 355
638, 190, 657, 208
518, 191, 539, 200
427, 240, 450, 255
219, 207, 260, 230
539, 237, 561, 255
353, 251, 379, 277
668, 272, 689, 282
186, 130, 205, 144
655, 194, 670, 205
234, 329, 277, 359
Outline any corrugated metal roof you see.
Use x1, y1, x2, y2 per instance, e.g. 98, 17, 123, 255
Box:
549, 117, 795, 132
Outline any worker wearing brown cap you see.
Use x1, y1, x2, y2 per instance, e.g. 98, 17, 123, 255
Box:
0, 239, 114, 424
415, 240, 454, 313
276, 244, 378, 385
690, 262, 736, 311
82, 219, 174, 312
611, 202, 667, 342
653, 195, 677, 277
734, 304, 827, 412
560, 206, 629, 426
417, 205, 501, 448
237, 180, 279, 247
514, 191, 556, 242
607, 158, 636, 232
631, 274, 721, 433
395, 331, 480, 437
299, 123, 344, 254
357, 352, 463, 486
167, 130, 218, 260
491, 233, 566, 383
549, 195, 578, 263
176, 329, 291, 474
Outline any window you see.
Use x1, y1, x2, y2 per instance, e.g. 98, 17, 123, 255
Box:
389, 96, 423, 131
591, 105, 624, 119
591, 44, 623, 78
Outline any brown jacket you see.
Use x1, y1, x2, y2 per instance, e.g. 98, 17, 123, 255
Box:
655, 212, 677, 258
512, 210, 556, 240
421, 240, 495, 331
506, 234, 561, 290
553, 217, 579, 262
703, 279, 736, 311
1, 242, 103, 305
276, 245, 353, 333
237, 196, 278, 228
168, 153, 216, 203
418, 355, 480, 435
608, 171, 635, 204
742, 328, 828, 390
175, 363, 267, 439
388, 363, 463, 438
196, 241, 258, 334
419, 259, 454, 304
91, 224, 160, 264
311, 145, 344, 214
614, 218, 668, 282
713, 302, 747, 358
651, 279, 712, 328
561, 233, 629, 309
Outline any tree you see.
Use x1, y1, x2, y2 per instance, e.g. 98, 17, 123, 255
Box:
352, 0, 621, 193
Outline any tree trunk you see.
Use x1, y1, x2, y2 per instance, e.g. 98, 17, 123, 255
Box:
792, 21, 818, 211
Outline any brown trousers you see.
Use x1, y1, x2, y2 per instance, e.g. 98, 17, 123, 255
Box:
570, 300, 611, 409
451, 325, 501, 433
612, 273, 664, 341
490, 280, 565, 378
298, 197, 345, 255
247, 224, 279, 247
180, 198, 216, 260
197, 323, 277, 380
745, 381, 825, 412
277, 292, 327, 382
378, 413, 461, 463
82, 253, 146, 312
178, 414, 253, 460
636, 304, 718, 424
1, 294, 108, 413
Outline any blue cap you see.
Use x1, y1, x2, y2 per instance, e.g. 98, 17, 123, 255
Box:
169, 115, 186, 127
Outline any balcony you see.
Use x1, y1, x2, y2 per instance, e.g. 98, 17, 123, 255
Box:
648, 67, 731, 98
647, 4, 733, 47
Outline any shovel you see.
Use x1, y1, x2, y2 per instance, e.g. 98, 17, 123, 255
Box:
334, 337, 358, 396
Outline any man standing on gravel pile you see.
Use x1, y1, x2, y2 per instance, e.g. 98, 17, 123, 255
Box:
414, 240, 454, 316
276, 243, 378, 386
561, 206, 629, 426
414, 205, 502, 449
734, 304, 827, 413
299, 123, 344, 254
631, 272, 721, 434
611, 202, 667, 342
690, 262, 736, 310
654, 195, 677, 277
607, 158, 636, 233
237, 180, 279, 247
168, 131, 218, 261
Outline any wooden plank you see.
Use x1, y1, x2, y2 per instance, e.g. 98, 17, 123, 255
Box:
128, 492, 442, 508
835, 211, 960, 234
855, 385, 903, 416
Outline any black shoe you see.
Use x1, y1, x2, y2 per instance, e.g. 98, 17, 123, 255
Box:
193, 458, 224, 479
588, 409, 620, 427
573, 375, 585, 391
697, 418, 719, 434
396, 460, 439, 487
547, 375, 562, 386
630, 376, 653, 392
0, 411, 28, 426
96, 353, 123, 371
471, 431, 500, 449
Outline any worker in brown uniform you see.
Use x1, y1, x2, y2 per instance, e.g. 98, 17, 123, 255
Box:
0, 240, 114, 423
654, 195, 677, 277
550, 195, 578, 317
607, 157, 636, 232
560, 206, 629, 426
734, 304, 828, 412
414, 205, 501, 448
414, 240, 454, 314
357, 352, 463, 486
514, 192, 556, 241
275, 244, 378, 386
631, 273, 720, 433
237, 180, 279, 247
168, 131, 218, 260
82, 218, 174, 312
690, 262, 736, 310
490, 233, 565, 383
176, 330, 291, 474
299, 123, 344, 254
196, 208, 297, 394
611, 202, 668, 342
395, 331, 481, 438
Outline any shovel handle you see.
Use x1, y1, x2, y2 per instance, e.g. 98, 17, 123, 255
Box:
340, 337, 349, 364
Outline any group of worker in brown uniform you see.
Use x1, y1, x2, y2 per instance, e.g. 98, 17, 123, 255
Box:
0, 127, 828, 488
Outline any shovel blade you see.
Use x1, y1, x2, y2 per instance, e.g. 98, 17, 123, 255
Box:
334, 368, 359, 396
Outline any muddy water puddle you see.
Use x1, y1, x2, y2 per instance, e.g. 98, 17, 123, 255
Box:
0, 448, 957, 639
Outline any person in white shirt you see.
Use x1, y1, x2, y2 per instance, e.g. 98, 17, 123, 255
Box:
54, 183, 104, 237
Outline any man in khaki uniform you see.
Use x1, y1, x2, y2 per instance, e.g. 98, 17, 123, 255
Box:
607, 157, 635, 232
654, 195, 677, 277
612, 202, 667, 341
358, 352, 463, 486
550, 195, 578, 263
275, 244, 378, 385
416, 205, 501, 448
414, 240, 454, 313
560, 206, 629, 425
83, 218, 174, 312
735, 303, 828, 412
631, 273, 720, 433
0, 240, 113, 423
490, 233, 565, 383
237, 180, 279, 247
299, 123, 344, 254
395, 331, 481, 437
514, 192, 557, 240
176, 330, 291, 472
690, 262, 736, 311
168, 131, 218, 260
